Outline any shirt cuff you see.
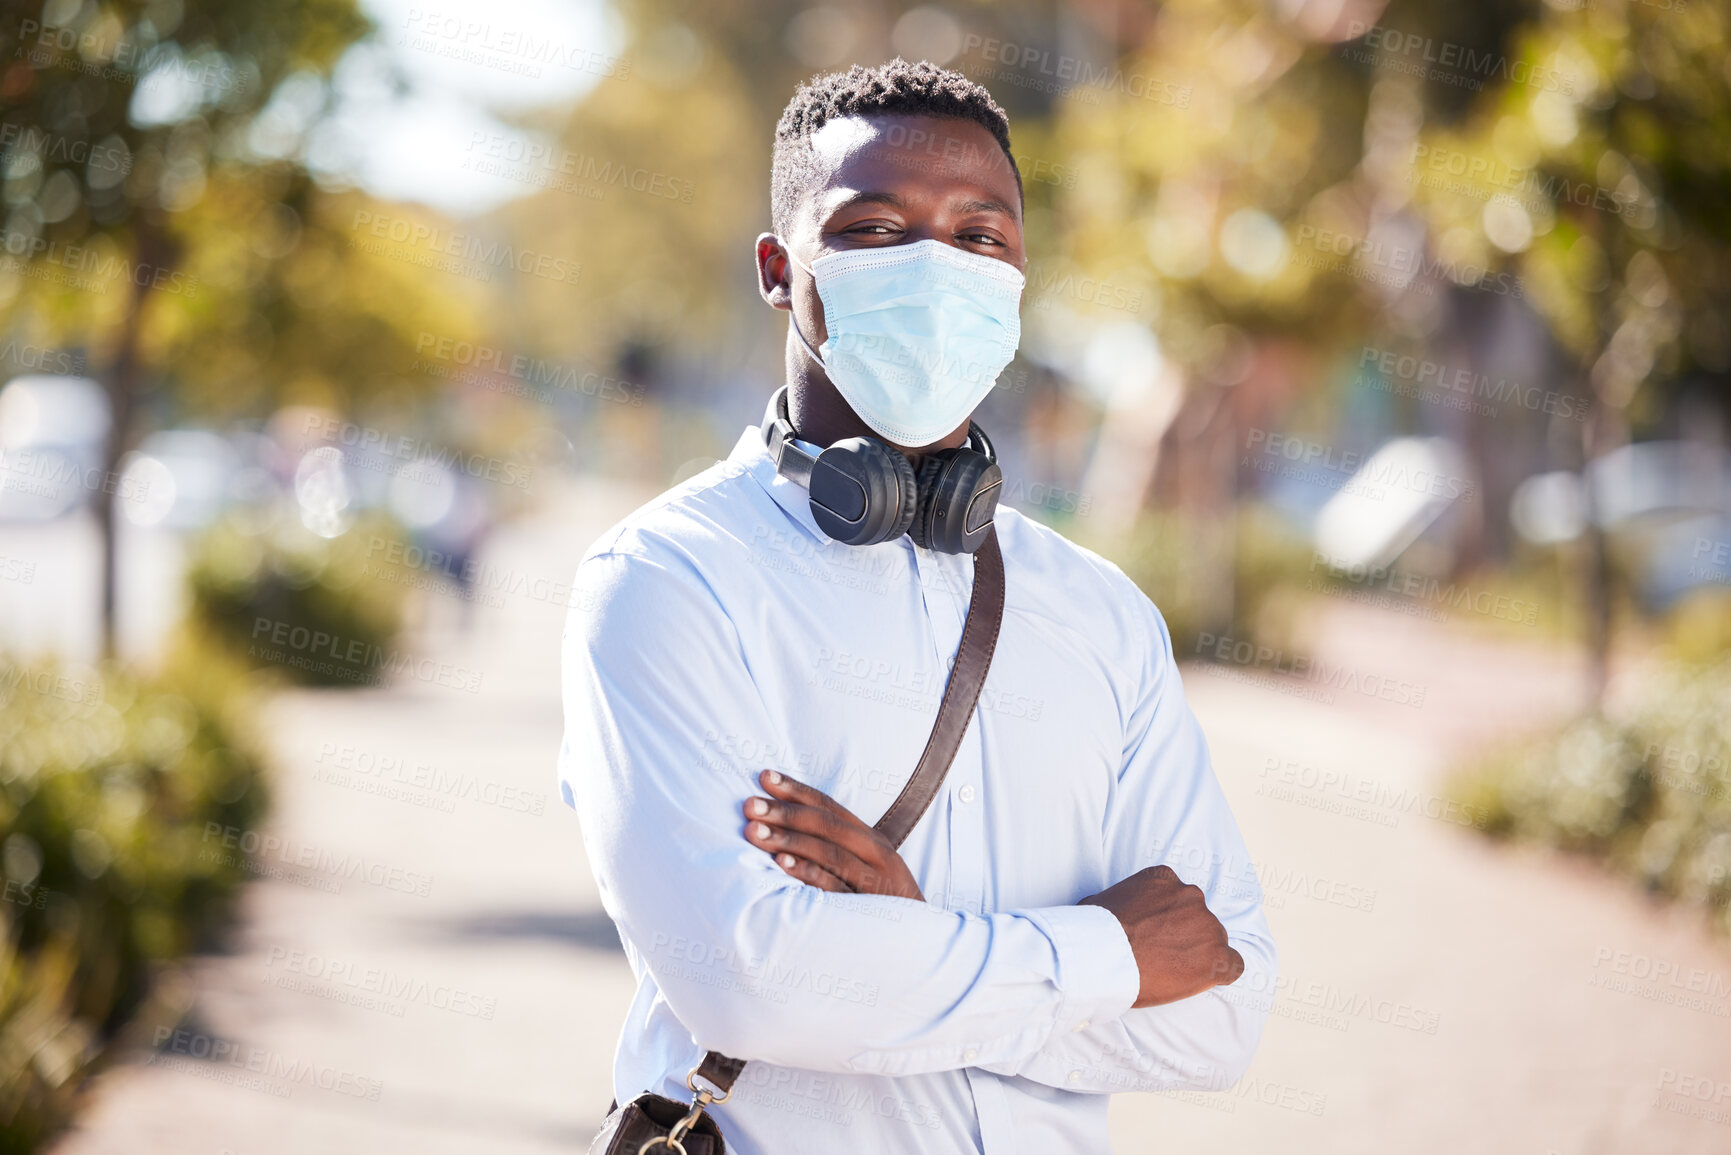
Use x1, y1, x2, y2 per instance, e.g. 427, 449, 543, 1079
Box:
1027, 903, 1141, 1033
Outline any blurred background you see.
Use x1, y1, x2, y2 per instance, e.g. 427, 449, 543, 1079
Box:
1, 0, 1729, 1150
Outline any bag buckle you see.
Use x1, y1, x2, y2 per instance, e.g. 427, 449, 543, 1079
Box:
635, 1066, 729, 1154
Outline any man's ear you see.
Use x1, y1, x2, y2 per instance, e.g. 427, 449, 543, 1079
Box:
756, 233, 793, 312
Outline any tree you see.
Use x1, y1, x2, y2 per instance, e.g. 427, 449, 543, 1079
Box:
1403, 0, 1731, 697
0, 0, 372, 656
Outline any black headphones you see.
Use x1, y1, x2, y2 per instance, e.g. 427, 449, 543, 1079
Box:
760, 386, 1002, 554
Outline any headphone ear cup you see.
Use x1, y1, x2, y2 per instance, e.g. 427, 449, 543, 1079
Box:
909, 449, 1003, 554
807, 437, 918, 546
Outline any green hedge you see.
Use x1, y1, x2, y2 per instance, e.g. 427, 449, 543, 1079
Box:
186, 513, 407, 688
0, 642, 268, 1151
1450, 654, 1731, 935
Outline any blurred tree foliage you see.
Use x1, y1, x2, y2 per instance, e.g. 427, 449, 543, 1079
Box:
844, 0, 1731, 668
1044, 0, 1728, 431
1399, 0, 1731, 692
151, 177, 489, 417
1409, 1, 1731, 412
491, 0, 808, 374
1052, 0, 1379, 352
0, 0, 481, 655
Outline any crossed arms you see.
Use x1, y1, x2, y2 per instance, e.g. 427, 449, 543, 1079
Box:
559, 548, 1277, 1092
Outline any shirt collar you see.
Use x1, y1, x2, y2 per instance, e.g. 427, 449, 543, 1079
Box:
727, 423, 826, 541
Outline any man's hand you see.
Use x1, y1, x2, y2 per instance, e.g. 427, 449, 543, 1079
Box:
1081, 865, 1245, 1008
742, 770, 924, 900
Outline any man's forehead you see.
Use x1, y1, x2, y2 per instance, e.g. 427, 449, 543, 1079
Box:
802, 114, 1018, 219
809, 115, 884, 159
808, 113, 994, 167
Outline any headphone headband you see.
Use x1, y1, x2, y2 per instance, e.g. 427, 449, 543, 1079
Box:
761, 387, 815, 488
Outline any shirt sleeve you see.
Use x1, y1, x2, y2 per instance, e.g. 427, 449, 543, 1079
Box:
974, 584, 1278, 1095
559, 546, 1142, 1078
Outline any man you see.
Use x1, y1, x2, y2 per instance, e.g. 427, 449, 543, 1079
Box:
559, 59, 1276, 1154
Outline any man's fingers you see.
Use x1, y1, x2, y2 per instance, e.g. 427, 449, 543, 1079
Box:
745, 774, 922, 901
746, 820, 868, 886
1213, 947, 1246, 987
745, 791, 884, 861
772, 851, 850, 892
745, 795, 835, 837
760, 769, 856, 822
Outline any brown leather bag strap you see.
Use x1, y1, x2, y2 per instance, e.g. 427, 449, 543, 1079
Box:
874, 526, 1005, 849
694, 526, 1007, 1097
693, 1051, 747, 1095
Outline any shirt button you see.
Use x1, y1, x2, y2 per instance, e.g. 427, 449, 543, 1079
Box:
1072, 1020, 1090, 1032
1067, 1070, 1082, 1084
958, 784, 976, 803
964, 1048, 979, 1062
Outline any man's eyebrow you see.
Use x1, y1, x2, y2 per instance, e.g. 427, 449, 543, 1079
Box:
955, 197, 1017, 217
826, 190, 907, 216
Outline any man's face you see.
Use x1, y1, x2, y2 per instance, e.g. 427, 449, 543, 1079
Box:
757, 113, 1026, 354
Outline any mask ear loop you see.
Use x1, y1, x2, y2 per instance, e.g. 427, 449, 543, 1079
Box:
779, 241, 830, 372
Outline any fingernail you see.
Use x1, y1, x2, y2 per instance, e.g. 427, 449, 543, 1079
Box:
778, 853, 796, 868
767, 771, 783, 785
749, 799, 768, 816
751, 822, 772, 838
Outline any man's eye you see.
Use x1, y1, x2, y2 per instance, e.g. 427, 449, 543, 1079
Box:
960, 232, 1003, 247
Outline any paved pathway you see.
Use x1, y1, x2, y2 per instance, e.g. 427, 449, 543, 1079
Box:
48, 486, 1731, 1154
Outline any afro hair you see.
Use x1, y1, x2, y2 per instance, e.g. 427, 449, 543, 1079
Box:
770, 58, 1020, 235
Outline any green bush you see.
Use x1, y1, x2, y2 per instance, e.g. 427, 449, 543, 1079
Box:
1449, 654, 1731, 935
186, 513, 407, 688
0, 640, 269, 1151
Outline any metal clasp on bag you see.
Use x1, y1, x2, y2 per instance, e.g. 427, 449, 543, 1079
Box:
636, 1067, 730, 1154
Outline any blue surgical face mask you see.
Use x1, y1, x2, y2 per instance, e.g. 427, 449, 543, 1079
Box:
786, 239, 1024, 447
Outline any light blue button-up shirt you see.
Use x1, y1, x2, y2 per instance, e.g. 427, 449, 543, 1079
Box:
558, 421, 1276, 1154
